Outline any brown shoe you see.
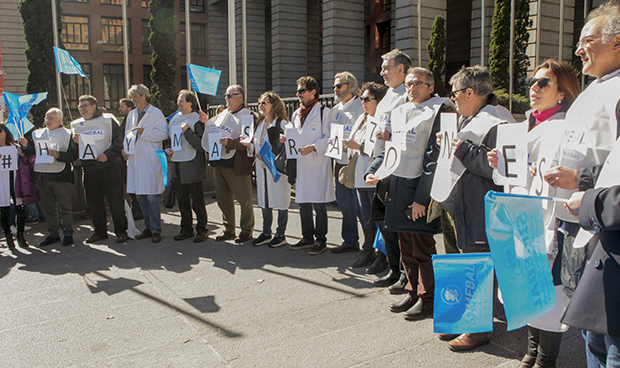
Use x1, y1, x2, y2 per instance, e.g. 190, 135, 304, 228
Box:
438, 333, 460, 341
215, 231, 235, 241
234, 232, 252, 244
447, 333, 490, 352
152, 233, 162, 243
330, 242, 359, 254
86, 233, 108, 243
115, 233, 129, 243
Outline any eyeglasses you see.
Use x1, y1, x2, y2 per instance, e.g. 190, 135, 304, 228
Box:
450, 88, 468, 99
528, 77, 554, 89
406, 80, 432, 89
224, 93, 241, 99
576, 34, 602, 49
258, 101, 270, 106
360, 96, 376, 103
296, 88, 308, 94
333, 83, 348, 89
78, 103, 91, 109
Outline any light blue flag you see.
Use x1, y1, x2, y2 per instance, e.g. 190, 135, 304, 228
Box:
259, 140, 281, 183
433, 253, 494, 334
156, 150, 170, 187
167, 111, 180, 121
53, 47, 88, 78
372, 230, 386, 255
484, 191, 556, 331
2, 92, 46, 138
187, 64, 221, 96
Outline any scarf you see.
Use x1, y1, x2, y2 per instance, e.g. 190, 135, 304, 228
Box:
299, 98, 319, 126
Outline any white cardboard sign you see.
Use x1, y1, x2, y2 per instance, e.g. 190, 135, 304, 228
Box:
79, 135, 98, 160
495, 123, 528, 187
240, 115, 254, 144
373, 141, 401, 180
34, 139, 55, 164
0, 146, 18, 172
169, 125, 183, 152
325, 124, 344, 160
284, 127, 301, 159
363, 115, 379, 157
124, 130, 136, 155
208, 133, 223, 161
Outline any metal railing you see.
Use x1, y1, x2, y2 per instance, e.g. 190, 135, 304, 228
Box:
206, 94, 337, 119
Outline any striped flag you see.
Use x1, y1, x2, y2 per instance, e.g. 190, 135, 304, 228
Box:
53, 47, 88, 78
2, 91, 47, 138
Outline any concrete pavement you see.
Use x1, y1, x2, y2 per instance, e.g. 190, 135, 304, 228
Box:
0, 193, 586, 367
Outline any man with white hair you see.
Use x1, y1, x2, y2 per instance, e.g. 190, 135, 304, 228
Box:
20, 108, 78, 247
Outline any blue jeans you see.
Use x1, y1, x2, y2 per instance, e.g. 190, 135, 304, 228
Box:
584, 331, 620, 368
137, 194, 162, 234
26, 202, 45, 222
299, 203, 327, 243
262, 208, 288, 236
335, 176, 362, 246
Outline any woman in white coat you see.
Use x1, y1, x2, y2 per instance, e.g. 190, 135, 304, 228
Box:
245, 92, 291, 248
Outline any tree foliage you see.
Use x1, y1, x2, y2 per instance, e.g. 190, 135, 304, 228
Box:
489, 0, 532, 95
427, 15, 447, 97
18, 0, 62, 127
148, 0, 177, 116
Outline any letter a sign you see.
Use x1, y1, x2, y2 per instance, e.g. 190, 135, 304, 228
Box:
79, 135, 98, 160
208, 133, 222, 161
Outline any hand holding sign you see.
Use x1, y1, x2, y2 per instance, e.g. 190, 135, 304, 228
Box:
34, 139, 55, 164
325, 125, 344, 159
495, 123, 528, 187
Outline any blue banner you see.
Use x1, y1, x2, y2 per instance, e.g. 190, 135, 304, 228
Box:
187, 64, 221, 96
259, 140, 281, 183
433, 253, 494, 334
53, 47, 88, 78
485, 191, 556, 331
372, 230, 386, 255
2, 92, 46, 138
156, 149, 170, 187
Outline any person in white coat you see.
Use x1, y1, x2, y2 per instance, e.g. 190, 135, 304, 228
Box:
245, 91, 291, 248
287, 76, 335, 255
122, 84, 169, 243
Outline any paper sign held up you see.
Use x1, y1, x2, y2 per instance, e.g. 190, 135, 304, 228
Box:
496, 123, 528, 187
363, 116, 379, 157
240, 115, 254, 144
169, 125, 183, 152
284, 127, 301, 159
326, 124, 344, 160
79, 135, 98, 160
34, 140, 55, 164
208, 133, 223, 161
0, 146, 18, 172
373, 141, 401, 180
124, 131, 136, 155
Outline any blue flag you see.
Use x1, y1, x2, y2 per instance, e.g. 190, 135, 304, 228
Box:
433, 253, 494, 334
156, 150, 170, 187
485, 191, 556, 330
53, 47, 88, 78
167, 111, 181, 121
259, 140, 281, 183
372, 230, 386, 255
2, 92, 46, 138
187, 64, 221, 96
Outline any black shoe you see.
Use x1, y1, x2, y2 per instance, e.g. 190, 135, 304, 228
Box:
309, 241, 327, 255
62, 236, 74, 246
252, 233, 272, 246
193, 232, 208, 243
86, 233, 108, 243
268, 234, 287, 248
390, 294, 418, 313
374, 270, 400, 287
115, 233, 129, 243
151, 233, 162, 243
16, 232, 29, 248
5, 235, 15, 250
366, 252, 388, 275
40, 236, 61, 247
352, 249, 376, 268
388, 276, 408, 295
135, 229, 153, 240
290, 238, 315, 250
404, 299, 433, 321
174, 230, 194, 241
26, 219, 39, 225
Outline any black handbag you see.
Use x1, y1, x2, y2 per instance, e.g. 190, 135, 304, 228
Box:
163, 184, 176, 209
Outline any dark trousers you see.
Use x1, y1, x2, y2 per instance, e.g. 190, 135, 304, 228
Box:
1, 205, 26, 234
299, 203, 327, 243
84, 167, 127, 237
380, 225, 402, 276
398, 232, 437, 302
173, 179, 207, 234
527, 326, 563, 366
262, 208, 288, 236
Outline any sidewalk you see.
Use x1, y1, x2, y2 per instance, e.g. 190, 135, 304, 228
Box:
0, 194, 586, 367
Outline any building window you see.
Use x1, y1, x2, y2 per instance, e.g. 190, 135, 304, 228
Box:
142, 19, 152, 54
180, 23, 206, 57
61, 0, 88, 3
66, 64, 92, 110
103, 64, 132, 109
143, 65, 153, 89
141, 0, 147, 7
61, 16, 90, 51
101, 17, 130, 53
101, 0, 129, 5
179, 0, 204, 13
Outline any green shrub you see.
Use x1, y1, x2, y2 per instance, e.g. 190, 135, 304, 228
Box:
494, 88, 530, 114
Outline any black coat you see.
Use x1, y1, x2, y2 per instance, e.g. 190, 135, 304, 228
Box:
561, 185, 620, 338
168, 120, 207, 185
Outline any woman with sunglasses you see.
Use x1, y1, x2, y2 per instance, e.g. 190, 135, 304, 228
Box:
342, 82, 388, 268
488, 59, 581, 368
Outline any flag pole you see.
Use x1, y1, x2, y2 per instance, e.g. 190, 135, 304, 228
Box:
51, 0, 63, 111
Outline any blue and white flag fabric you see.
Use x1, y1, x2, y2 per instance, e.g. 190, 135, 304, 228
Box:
433, 253, 495, 334
53, 47, 88, 78
2, 92, 46, 138
167, 111, 181, 122
485, 191, 556, 331
155, 149, 170, 187
259, 140, 281, 183
187, 64, 221, 96
372, 230, 386, 255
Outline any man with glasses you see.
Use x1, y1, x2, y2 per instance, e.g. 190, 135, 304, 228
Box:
328, 72, 365, 256
288, 76, 334, 255
71, 95, 128, 243
199, 85, 255, 244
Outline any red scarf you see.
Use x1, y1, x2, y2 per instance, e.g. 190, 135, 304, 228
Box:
531, 104, 563, 130
299, 98, 319, 127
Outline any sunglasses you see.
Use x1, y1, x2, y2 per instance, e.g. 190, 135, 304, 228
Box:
449, 88, 468, 99
296, 88, 308, 94
360, 96, 375, 103
528, 77, 554, 89
224, 92, 241, 99
333, 83, 348, 89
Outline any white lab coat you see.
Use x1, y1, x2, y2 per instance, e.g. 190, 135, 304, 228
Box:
253, 118, 291, 210
289, 103, 335, 204
125, 105, 169, 195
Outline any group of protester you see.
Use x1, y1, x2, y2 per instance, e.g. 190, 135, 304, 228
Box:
2, 1, 620, 366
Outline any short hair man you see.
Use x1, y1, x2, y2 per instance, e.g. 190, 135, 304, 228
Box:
20, 108, 79, 247
199, 85, 255, 243
72, 95, 128, 243
123, 84, 169, 243
288, 76, 335, 255
328, 72, 365, 258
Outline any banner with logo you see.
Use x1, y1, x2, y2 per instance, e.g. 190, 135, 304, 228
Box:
259, 140, 280, 183
433, 253, 494, 334
156, 150, 169, 187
